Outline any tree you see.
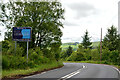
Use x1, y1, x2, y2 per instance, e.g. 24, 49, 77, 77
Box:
82, 30, 92, 49
0, 1, 64, 50
67, 45, 86, 61
0, 1, 16, 40
66, 46, 73, 57
102, 25, 120, 65
61, 46, 73, 59
103, 25, 119, 51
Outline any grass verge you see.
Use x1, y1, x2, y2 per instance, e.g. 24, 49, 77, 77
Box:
2, 61, 63, 79
64, 61, 120, 69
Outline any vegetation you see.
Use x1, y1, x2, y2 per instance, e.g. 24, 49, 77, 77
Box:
1, 1, 64, 49
1, 0, 64, 78
61, 26, 120, 67
60, 46, 73, 60
103, 25, 120, 51
61, 41, 99, 51
102, 25, 120, 65
2, 61, 63, 78
91, 42, 100, 49
82, 30, 92, 49
61, 42, 79, 51
66, 46, 73, 57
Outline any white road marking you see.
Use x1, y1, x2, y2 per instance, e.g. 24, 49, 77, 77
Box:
23, 71, 46, 78
41, 72, 46, 74
111, 66, 120, 74
67, 71, 80, 78
103, 65, 120, 74
58, 65, 86, 80
83, 65, 86, 68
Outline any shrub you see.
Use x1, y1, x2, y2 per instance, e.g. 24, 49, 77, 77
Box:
30, 52, 38, 60
29, 48, 50, 65
91, 49, 100, 61
2, 40, 24, 56
2, 40, 9, 54
102, 49, 119, 65
109, 50, 119, 65
7, 56, 27, 69
39, 57, 50, 64
27, 60, 34, 68
102, 49, 110, 61
2, 56, 10, 69
67, 52, 86, 61
2, 44, 61, 70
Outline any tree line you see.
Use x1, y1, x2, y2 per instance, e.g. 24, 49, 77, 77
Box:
61, 26, 120, 66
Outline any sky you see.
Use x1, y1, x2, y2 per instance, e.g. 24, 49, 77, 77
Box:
60, 0, 119, 43
0, 0, 120, 43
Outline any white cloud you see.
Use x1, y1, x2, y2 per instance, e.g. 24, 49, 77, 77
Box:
61, 0, 120, 43
0, 0, 120, 43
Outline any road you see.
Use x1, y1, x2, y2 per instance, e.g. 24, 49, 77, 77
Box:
19, 63, 120, 80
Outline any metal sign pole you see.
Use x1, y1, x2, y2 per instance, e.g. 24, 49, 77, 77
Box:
13, 27, 31, 62
27, 41, 29, 62
15, 41, 17, 55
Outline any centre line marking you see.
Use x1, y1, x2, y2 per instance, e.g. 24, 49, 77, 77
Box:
58, 65, 86, 80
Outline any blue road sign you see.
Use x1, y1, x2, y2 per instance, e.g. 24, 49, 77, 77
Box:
13, 27, 32, 41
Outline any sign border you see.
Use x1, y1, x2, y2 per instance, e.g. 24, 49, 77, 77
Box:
12, 27, 32, 42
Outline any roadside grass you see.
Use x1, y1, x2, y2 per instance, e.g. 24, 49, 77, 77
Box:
2, 61, 63, 78
64, 61, 120, 69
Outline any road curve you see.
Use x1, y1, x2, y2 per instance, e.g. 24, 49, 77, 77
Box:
19, 63, 120, 80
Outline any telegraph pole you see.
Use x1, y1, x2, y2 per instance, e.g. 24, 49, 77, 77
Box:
100, 28, 102, 64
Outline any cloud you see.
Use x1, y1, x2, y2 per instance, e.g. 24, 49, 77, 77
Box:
67, 2, 98, 19
61, 36, 100, 43
63, 21, 80, 26
62, 37, 82, 43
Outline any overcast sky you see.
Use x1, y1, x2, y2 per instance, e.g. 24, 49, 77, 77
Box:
60, 0, 119, 43
0, 0, 120, 43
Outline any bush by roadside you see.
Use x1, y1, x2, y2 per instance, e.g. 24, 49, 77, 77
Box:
2, 40, 63, 79
2, 61, 63, 79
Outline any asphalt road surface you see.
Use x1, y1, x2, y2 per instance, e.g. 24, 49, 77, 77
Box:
19, 63, 120, 80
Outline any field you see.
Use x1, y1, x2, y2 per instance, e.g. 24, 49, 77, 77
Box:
61, 41, 100, 51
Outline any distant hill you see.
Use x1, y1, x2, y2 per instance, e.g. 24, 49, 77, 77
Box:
91, 41, 100, 49
61, 42, 79, 51
61, 41, 100, 51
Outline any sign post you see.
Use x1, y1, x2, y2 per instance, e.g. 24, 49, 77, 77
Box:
27, 41, 29, 62
15, 41, 17, 55
13, 27, 32, 62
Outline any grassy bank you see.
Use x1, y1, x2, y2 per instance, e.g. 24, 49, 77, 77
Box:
2, 61, 63, 79
64, 61, 120, 69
